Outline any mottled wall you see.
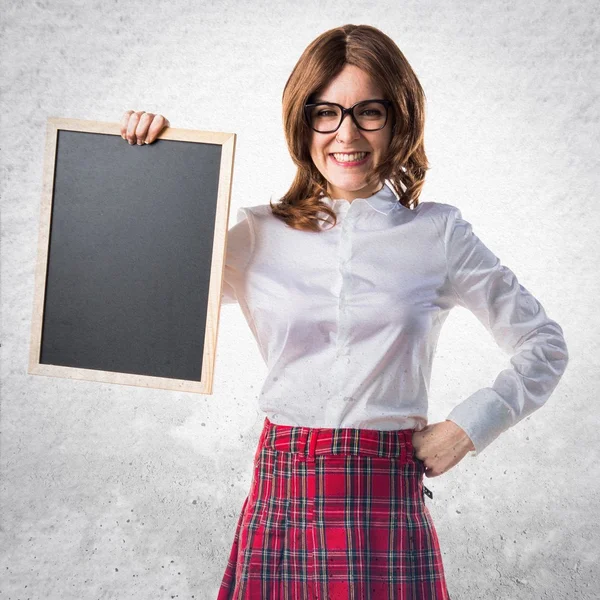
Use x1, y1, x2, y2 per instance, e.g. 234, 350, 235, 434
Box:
1, 0, 598, 598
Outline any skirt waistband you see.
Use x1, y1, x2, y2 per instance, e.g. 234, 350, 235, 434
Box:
258, 417, 416, 461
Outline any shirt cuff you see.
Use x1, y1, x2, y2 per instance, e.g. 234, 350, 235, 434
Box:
446, 387, 515, 455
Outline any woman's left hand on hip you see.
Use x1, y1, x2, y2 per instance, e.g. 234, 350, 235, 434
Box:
412, 420, 475, 477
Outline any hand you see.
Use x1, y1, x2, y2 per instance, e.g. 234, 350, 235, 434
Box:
412, 420, 475, 478
120, 110, 170, 145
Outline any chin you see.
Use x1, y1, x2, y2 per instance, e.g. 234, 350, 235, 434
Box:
330, 178, 371, 194
329, 172, 369, 187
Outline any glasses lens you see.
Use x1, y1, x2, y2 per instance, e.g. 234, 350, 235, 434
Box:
307, 104, 342, 133
353, 101, 388, 131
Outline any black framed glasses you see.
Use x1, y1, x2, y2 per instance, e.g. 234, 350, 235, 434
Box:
304, 99, 392, 133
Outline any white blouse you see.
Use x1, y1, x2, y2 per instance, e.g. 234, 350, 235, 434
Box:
221, 182, 569, 455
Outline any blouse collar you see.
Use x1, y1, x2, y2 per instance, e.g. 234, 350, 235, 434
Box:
319, 180, 401, 216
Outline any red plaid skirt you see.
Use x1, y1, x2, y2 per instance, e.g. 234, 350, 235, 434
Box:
217, 417, 450, 599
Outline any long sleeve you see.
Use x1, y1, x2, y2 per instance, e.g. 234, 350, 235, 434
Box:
443, 206, 569, 455
220, 208, 254, 305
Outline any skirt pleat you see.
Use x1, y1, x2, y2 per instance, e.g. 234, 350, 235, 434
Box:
217, 417, 450, 599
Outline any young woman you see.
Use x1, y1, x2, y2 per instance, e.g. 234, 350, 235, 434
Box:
121, 24, 569, 600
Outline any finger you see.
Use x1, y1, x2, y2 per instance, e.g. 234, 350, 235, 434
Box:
120, 110, 134, 139
126, 111, 144, 144
411, 430, 422, 450
145, 114, 170, 144
425, 468, 440, 478
135, 112, 155, 145
425, 463, 447, 478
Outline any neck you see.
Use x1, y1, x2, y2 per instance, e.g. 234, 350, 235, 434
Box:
327, 181, 385, 203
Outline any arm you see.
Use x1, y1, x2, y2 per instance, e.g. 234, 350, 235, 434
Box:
221, 208, 254, 305
443, 206, 569, 455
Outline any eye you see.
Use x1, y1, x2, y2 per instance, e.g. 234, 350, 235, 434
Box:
359, 108, 384, 117
317, 109, 337, 117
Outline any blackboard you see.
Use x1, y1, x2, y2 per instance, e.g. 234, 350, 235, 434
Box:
28, 118, 236, 393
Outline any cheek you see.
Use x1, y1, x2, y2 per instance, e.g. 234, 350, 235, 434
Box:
309, 142, 327, 168
308, 137, 319, 162
309, 133, 337, 162
373, 131, 393, 158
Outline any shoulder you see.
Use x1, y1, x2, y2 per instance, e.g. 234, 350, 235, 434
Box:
226, 205, 272, 253
414, 200, 461, 219
227, 204, 280, 254
411, 201, 464, 239
228, 203, 272, 231
237, 203, 274, 216
235, 203, 278, 224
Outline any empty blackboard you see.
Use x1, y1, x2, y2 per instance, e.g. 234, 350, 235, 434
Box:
28, 117, 236, 393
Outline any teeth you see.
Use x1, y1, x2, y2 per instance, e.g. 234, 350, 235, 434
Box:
332, 152, 368, 162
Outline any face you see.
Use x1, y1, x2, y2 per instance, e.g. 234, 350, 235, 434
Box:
308, 64, 393, 202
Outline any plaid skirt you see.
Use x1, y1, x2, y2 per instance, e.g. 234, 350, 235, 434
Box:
217, 417, 450, 599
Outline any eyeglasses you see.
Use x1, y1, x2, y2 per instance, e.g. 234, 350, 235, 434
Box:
304, 99, 392, 133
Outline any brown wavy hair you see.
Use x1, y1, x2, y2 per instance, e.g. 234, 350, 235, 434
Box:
270, 24, 429, 232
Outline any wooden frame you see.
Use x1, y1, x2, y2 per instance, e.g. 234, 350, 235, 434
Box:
28, 117, 236, 394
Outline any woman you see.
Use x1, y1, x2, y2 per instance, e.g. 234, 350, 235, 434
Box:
121, 24, 569, 600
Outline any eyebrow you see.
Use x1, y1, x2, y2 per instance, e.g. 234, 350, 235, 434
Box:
311, 97, 382, 104
314, 98, 340, 104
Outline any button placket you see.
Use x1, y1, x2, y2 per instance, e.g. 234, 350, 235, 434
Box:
336, 206, 353, 360
327, 200, 357, 423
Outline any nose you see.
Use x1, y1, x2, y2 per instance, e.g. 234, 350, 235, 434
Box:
335, 112, 360, 143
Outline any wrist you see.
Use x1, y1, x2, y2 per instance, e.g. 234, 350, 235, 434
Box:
445, 419, 475, 452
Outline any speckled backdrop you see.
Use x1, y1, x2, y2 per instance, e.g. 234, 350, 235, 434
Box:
1, 1, 598, 599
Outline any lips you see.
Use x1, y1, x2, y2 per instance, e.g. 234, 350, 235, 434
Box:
329, 151, 371, 166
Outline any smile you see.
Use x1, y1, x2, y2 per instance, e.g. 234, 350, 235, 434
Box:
330, 152, 370, 166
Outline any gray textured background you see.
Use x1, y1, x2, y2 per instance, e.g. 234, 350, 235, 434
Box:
1, 1, 599, 598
